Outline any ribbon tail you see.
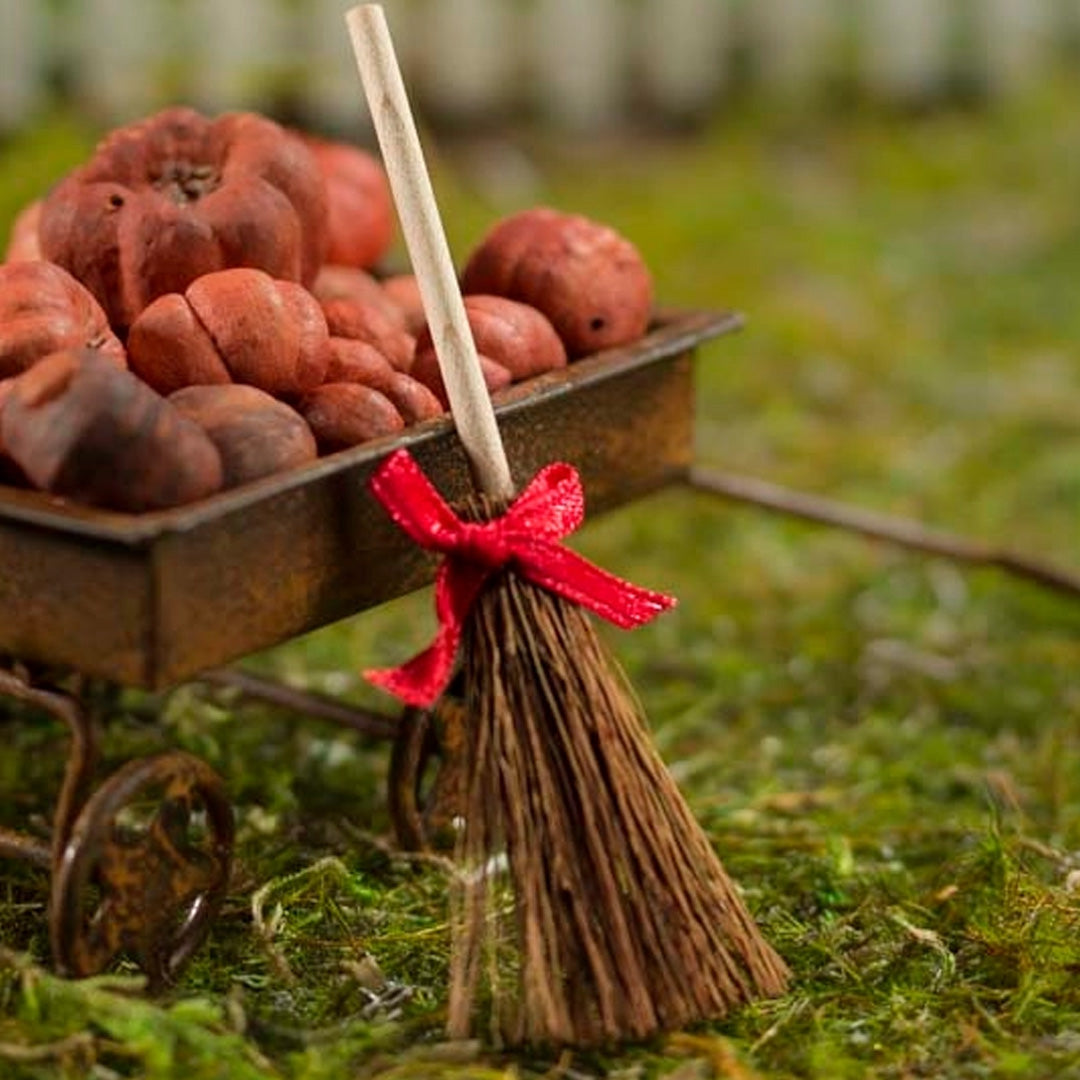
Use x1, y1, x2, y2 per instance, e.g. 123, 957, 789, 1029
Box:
364, 562, 491, 708
364, 636, 458, 710
520, 544, 677, 629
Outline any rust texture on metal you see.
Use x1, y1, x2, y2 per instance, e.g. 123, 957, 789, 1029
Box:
0, 310, 738, 689
0, 668, 234, 987
50, 750, 234, 989
0, 667, 101, 863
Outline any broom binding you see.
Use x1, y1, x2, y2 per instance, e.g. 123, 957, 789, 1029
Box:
364, 448, 677, 709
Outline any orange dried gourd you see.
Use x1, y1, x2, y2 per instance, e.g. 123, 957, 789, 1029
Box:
1, 348, 223, 511
460, 206, 653, 358
380, 274, 426, 335
0, 261, 126, 379
38, 106, 328, 330
324, 337, 443, 425
299, 382, 405, 451
127, 267, 330, 397
0, 377, 24, 484
169, 384, 318, 488
302, 135, 395, 270
311, 264, 408, 331
411, 293, 566, 406
3, 201, 43, 263
320, 295, 415, 371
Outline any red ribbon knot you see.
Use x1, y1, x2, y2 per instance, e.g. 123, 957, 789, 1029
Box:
364, 449, 677, 707
455, 521, 514, 570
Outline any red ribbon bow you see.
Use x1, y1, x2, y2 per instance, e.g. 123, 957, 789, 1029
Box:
365, 449, 677, 707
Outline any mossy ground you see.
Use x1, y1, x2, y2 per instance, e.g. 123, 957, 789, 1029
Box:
2, 85, 1080, 1078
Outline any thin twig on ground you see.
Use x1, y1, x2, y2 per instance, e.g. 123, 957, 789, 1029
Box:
688, 467, 1080, 602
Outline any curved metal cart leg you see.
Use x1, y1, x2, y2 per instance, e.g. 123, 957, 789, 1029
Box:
387, 696, 468, 852
202, 666, 467, 854
0, 667, 234, 989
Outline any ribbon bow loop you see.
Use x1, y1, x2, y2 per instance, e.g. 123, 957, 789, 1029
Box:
365, 449, 676, 707
509, 461, 586, 541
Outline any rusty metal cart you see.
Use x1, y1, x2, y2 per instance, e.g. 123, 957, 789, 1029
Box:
0, 308, 740, 988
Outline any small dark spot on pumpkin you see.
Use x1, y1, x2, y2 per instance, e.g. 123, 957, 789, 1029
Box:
590, 316, 606, 331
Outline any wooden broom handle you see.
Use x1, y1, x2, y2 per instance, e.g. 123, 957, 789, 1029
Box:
346, 4, 516, 499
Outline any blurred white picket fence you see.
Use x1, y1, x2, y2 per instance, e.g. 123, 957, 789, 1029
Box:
0, 0, 1076, 132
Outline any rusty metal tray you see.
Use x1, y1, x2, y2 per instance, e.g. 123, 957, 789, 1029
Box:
0, 309, 740, 689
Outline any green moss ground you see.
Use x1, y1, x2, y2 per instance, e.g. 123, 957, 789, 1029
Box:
2, 87, 1080, 1077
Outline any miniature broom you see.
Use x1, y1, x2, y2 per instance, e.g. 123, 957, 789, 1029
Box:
346, 4, 789, 1047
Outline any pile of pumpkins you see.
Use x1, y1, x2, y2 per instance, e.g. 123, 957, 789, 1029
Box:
0, 107, 653, 512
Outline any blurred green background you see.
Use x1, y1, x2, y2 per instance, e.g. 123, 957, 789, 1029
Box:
2, 2, 1080, 1078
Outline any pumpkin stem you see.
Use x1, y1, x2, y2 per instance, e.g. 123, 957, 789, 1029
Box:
154, 161, 221, 205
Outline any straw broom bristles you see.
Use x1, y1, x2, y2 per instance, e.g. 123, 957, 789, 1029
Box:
347, 5, 789, 1047
448, 532, 789, 1046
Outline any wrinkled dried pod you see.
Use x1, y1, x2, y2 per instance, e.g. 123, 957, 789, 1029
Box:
4, 201, 43, 263
320, 295, 414, 371
312, 264, 408, 330
0, 260, 126, 378
128, 267, 330, 397
1, 348, 223, 511
38, 106, 328, 329
460, 206, 653, 357
326, 337, 443, 424
170, 384, 317, 487
299, 382, 404, 450
303, 136, 394, 270
412, 294, 565, 406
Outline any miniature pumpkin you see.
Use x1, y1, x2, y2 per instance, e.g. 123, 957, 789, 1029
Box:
1, 348, 223, 511
38, 106, 328, 330
380, 273, 426, 335
320, 295, 414, 371
4, 201, 43, 263
325, 338, 443, 424
0, 377, 25, 485
411, 348, 512, 409
411, 293, 566, 406
303, 136, 395, 270
311, 264, 408, 330
460, 207, 653, 357
299, 383, 405, 450
127, 267, 330, 397
169, 384, 318, 487
0, 261, 126, 379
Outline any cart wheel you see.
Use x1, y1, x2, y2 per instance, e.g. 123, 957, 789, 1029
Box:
388, 697, 467, 852
50, 750, 234, 989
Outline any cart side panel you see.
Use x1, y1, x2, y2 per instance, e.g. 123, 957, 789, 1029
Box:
149, 348, 695, 687
0, 522, 151, 684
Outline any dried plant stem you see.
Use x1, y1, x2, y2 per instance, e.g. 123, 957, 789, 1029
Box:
0, 828, 51, 868
451, 555, 789, 1047
689, 466, 1080, 601
201, 667, 397, 740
